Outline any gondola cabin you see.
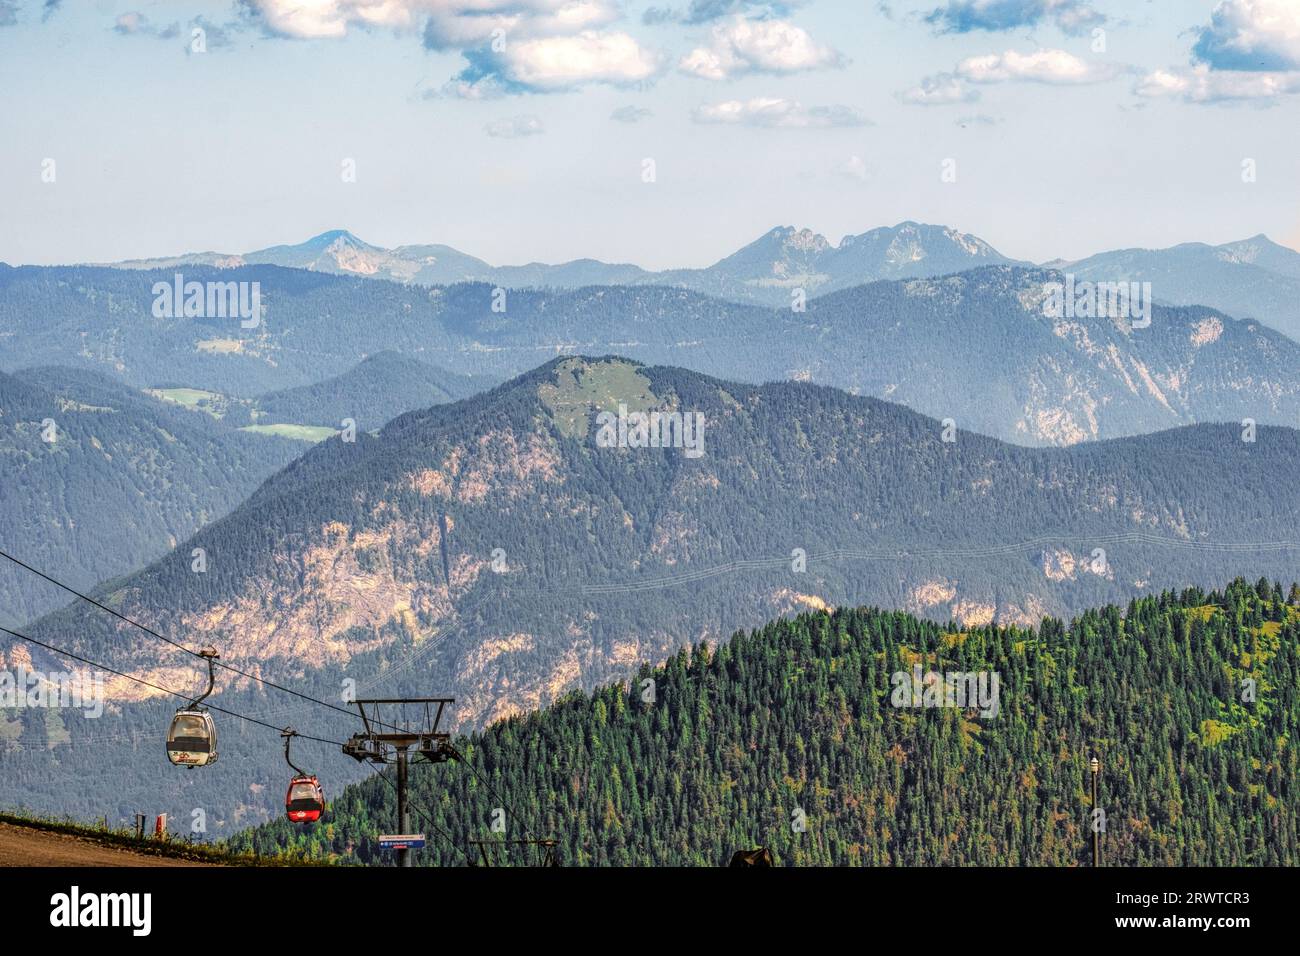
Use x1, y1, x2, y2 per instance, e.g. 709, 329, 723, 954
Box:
286, 775, 325, 823
166, 709, 218, 767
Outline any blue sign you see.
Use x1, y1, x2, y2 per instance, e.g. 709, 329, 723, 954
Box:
379, 834, 426, 850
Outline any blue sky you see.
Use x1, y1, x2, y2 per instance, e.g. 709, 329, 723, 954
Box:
2, 0, 1299, 268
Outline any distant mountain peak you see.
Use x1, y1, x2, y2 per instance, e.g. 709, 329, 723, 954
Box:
762, 226, 832, 253
739, 226, 831, 254
838, 221, 997, 254
304, 229, 368, 248
1214, 233, 1292, 264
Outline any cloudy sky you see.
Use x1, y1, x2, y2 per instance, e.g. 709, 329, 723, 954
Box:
2, 0, 1298, 268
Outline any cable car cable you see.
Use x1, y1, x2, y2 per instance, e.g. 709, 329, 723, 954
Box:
1, 548, 546, 836
5, 622, 516, 858
0, 547, 396, 727
0, 624, 346, 748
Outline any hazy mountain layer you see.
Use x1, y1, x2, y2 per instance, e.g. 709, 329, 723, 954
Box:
93, 225, 1300, 340
96, 222, 1020, 307
5, 263, 1300, 446
1061, 234, 1300, 340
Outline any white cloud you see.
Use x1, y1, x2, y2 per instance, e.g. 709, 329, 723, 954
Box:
899, 72, 978, 104
484, 114, 545, 137
955, 48, 1116, 84
925, 0, 1103, 37
246, 0, 423, 39
243, 1, 661, 93
245, 0, 622, 45
692, 97, 869, 128
1136, 1, 1300, 105
678, 16, 844, 80
114, 11, 145, 33
440, 76, 508, 99
1192, 0, 1300, 72
1135, 63, 1300, 102
422, 1, 620, 50
113, 10, 180, 38
497, 31, 663, 90
901, 48, 1114, 106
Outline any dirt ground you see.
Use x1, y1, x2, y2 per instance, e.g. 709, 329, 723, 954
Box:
0, 821, 216, 867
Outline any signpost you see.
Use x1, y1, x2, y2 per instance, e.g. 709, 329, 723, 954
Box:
379, 834, 427, 851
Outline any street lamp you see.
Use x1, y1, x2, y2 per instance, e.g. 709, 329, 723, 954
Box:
1090, 754, 1101, 867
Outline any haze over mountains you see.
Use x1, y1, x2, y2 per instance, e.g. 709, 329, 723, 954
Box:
5, 262, 1300, 446
6, 356, 1300, 829
92, 222, 1300, 337
1059, 234, 1300, 342
100, 222, 1021, 307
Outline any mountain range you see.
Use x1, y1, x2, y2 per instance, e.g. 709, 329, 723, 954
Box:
93, 223, 1300, 338
6, 262, 1300, 446
5, 357, 1300, 831
99, 222, 1021, 307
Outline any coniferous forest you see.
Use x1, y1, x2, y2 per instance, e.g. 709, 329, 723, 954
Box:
231, 578, 1298, 866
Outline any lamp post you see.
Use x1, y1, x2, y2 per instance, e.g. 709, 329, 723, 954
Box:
1090, 754, 1101, 867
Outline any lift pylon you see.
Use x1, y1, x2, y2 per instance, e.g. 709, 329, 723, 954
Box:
342, 697, 456, 867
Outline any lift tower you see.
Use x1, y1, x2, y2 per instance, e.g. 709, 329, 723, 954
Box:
342, 697, 456, 868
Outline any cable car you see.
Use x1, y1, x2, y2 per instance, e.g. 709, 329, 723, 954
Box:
282, 728, 325, 823
166, 709, 218, 767
166, 647, 220, 768
286, 775, 325, 823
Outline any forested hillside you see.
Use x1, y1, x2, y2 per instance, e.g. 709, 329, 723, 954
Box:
0, 367, 303, 626
231, 579, 1300, 866
253, 351, 486, 430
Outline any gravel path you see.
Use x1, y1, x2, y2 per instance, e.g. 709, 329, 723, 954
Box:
0, 821, 217, 867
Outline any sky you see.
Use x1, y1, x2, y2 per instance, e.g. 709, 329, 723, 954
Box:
2, 0, 1299, 269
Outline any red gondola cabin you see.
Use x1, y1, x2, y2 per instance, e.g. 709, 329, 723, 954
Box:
286, 775, 325, 823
